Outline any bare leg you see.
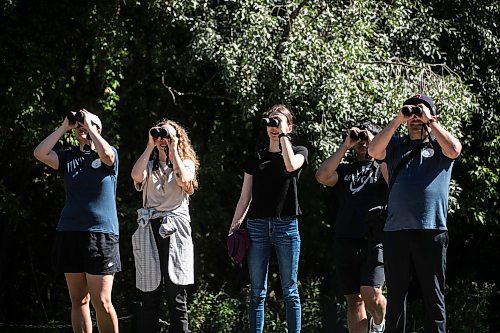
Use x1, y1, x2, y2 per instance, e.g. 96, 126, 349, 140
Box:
65, 273, 93, 333
345, 294, 368, 333
360, 286, 386, 325
87, 273, 119, 333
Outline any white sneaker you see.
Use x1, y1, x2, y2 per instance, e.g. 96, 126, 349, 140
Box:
369, 317, 385, 333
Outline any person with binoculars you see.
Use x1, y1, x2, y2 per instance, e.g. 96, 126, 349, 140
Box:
368, 94, 462, 333
316, 122, 388, 333
131, 119, 198, 333
33, 109, 120, 333
228, 105, 308, 333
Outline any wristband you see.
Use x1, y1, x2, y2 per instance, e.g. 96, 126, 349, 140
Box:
426, 116, 437, 126
278, 133, 290, 139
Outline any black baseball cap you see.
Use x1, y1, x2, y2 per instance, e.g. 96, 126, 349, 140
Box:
403, 94, 437, 115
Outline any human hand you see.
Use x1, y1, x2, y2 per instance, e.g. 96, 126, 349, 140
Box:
274, 113, 291, 135
416, 103, 435, 123
228, 221, 241, 236
79, 109, 94, 131
62, 116, 76, 131
147, 127, 158, 147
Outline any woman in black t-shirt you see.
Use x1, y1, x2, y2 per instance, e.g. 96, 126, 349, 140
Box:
229, 105, 308, 333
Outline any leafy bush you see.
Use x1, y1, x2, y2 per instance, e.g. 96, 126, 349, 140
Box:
188, 276, 322, 332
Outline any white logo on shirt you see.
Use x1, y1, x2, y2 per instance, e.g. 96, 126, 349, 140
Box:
67, 156, 85, 177
421, 147, 435, 158
91, 159, 101, 168
345, 162, 381, 194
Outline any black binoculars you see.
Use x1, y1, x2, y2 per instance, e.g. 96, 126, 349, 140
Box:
261, 117, 280, 127
150, 127, 170, 139
350, 130, 368, 141
402, 105, 423, 117
67, 110, 84, 125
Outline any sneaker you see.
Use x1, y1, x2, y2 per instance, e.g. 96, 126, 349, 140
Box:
369, 317, 385, 333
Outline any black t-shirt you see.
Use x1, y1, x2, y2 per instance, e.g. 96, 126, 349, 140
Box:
244, 146, 308, 219
333, 160, 387, 238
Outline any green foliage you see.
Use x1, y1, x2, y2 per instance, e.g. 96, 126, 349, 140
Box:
189, 283, 246, 332
405, 278, 496, 333
447, 279, 495, 333
165, 0, 475, 166
301, 276, 323, 331
188, 276, 322, 332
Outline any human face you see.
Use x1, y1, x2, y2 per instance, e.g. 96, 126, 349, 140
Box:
405, 106, 426, 139
155, 124, 177, 151
266, 111, 291, 141
353, 137, 371, 160
75, 123, 100, 142
404, 102, 434, 139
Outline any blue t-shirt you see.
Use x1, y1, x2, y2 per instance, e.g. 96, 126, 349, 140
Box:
56, 146, 119, 235
385, 136, 454, 231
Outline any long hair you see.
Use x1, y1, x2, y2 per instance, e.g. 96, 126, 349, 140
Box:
152, 119, 199, 190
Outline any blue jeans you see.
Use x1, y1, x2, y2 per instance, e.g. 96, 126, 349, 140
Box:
247, 217, 301, 333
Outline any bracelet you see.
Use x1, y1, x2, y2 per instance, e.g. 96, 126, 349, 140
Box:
426, 116, 437, 126
278, 133, 290, 139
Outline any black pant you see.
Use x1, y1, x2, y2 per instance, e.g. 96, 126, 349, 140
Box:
140, 219, 189, 333
383, 230, 448, 333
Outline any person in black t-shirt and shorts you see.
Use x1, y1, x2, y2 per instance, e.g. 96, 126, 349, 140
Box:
316, 122, 388, 333
228, 105, 308, 333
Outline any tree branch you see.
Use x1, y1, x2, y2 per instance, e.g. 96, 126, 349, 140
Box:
161, 73, 235, 104
356, 60, 459, 76
274, 0, 309, 60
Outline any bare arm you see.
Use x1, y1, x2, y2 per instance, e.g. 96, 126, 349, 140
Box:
131, 146, 155, 184
316, 130, 359, 186
33, 118, 74, 170
428, 122, 462, 159
379, 162, 389, 183
131, 129, 158, 184
281, 136, 306, 172
369, 113, 406, 160
228, 173, 253, 235
81, 110, 115, 166
168, 136, 195, 193
418, 106, 462, 159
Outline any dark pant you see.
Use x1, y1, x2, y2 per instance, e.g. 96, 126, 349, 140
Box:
383, 230, 448, 333
334, 237, 385, 295
140, 219, 189, 333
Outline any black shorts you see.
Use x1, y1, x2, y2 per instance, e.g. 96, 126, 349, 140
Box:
334, 237, 385, 295
52, 231, 121, 275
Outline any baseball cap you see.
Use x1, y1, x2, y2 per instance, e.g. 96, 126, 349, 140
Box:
87, 112, 102, 130
403, 94, 437, 115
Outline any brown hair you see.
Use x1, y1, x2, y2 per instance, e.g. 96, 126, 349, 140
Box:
266, 104, 294, 131
156, 119, 199, 190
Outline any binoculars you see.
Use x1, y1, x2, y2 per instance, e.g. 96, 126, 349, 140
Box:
67, 110, 84, 125
402, 105, 423, 117
349, 130, 368, 141
261, 117, 280, 127
150, 127, 170, 139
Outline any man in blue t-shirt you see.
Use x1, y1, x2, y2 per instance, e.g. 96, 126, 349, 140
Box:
369, 94, 462, 333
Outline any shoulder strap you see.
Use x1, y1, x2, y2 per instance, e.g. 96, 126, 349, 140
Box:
387, 141, 426, 197
142, 163, 150, 208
